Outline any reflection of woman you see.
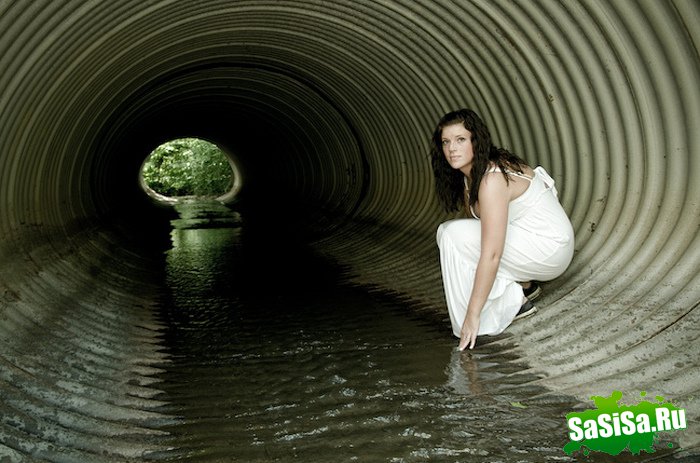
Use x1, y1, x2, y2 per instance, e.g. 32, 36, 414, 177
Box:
445, 347, 486, 396
431, 109, 574, 351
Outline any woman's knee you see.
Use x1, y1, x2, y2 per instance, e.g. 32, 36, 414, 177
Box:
437, 219, 480, 249
436, 221, 449, 245
436, 220, 459, 246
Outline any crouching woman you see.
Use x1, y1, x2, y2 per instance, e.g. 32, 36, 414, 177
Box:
431, 109, 574, 350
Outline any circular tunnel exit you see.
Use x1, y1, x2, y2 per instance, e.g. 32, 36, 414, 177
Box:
139, 137, 243, 205
0, 0, 697, 460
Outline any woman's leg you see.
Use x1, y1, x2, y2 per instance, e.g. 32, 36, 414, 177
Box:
437, 219, 523, 337
498, 225, 574, 283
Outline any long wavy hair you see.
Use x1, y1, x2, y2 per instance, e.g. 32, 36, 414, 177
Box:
430, 109, 527, 214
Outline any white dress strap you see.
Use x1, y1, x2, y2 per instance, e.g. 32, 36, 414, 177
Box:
486, 167, 533, 182
533, 166, 558, 198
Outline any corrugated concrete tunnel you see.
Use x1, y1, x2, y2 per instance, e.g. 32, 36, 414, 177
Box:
1, 0, 698, 461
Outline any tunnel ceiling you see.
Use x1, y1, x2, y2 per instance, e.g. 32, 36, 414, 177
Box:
0, 0, 699, 458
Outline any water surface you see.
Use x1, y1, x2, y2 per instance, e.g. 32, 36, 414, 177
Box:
151, 202, 665, 462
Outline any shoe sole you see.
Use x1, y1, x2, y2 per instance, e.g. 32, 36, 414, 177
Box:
514, 305, 538, 321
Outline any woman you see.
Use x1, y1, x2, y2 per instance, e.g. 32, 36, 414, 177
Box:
431, 109, 574, 350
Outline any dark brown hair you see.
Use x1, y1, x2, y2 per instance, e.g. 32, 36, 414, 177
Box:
430, 109, 526, 213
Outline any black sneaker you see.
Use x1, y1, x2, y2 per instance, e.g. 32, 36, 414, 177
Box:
514, 300, 537, 320
523, 283, 542, 301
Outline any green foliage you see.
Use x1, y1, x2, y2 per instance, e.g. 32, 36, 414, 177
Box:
142, 138, 233, 197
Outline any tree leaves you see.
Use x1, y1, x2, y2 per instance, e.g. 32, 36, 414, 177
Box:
142, 138, 233, 197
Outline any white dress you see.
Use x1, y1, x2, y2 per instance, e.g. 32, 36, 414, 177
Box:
436, 166, 574, 337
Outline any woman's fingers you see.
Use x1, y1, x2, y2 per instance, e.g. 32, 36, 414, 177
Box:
458, 335, 469, 351
458, 331, 476, 351
459, 316, 479, 350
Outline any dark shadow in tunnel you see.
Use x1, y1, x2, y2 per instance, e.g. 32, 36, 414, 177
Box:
84, 64, 371, 254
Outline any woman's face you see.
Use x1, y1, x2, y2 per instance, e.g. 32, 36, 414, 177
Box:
441, 123, 474, 175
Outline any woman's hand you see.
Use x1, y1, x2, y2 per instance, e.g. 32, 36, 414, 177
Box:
459, 312, 480, 350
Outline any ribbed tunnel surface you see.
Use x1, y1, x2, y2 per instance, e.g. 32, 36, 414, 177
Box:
0, 0, 698, 460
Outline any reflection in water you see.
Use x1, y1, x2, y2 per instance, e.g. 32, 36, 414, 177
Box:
445, 348, 486, 397
151, 202, 662, 462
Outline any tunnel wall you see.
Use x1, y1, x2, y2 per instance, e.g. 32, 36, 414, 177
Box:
0, 0, 698, 459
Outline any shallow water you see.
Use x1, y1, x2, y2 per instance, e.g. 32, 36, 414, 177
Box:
150, 202, 671, 462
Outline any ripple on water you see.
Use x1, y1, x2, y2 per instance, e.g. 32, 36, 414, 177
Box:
149, 204, 670, 462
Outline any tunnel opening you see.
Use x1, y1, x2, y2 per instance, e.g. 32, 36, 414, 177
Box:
139, 137, 243, 206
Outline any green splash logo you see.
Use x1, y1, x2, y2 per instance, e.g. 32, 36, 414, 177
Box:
564, 391, 686, 456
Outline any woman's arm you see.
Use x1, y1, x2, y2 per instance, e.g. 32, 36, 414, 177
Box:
459, 173, 510, 350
